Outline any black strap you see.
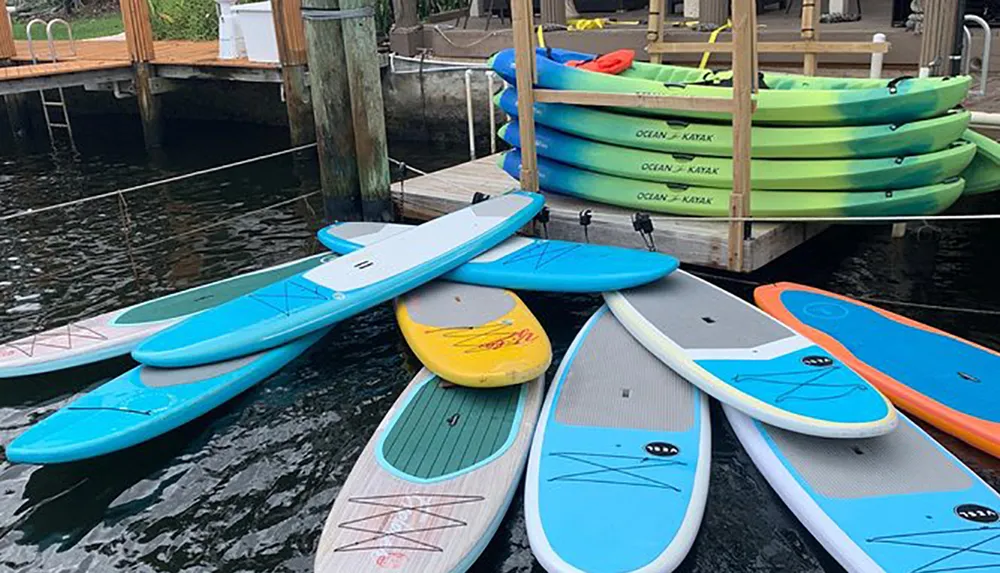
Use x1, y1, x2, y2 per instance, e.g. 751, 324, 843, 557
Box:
632, 213, 656, 252
535, 206, 550, 239
578, 209, 592, 243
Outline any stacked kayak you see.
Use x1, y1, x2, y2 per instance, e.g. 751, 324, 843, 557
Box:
491, 47, 999, 217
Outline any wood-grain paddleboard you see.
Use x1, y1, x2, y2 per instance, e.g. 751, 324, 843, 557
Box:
314, 368, 544, 573
396, 281, 552, 388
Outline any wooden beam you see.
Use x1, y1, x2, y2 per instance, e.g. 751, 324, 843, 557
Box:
534, 89, 745, 113
271, 0, 308, 65
119, 0, 155, 62
801, 0, 820, 74
0, 0, 15, 60
727, 0, 754, 272
511, 0, 538, 192
647, 40, 890, 54
270, 0, 314, 145
647, 0, 664, 64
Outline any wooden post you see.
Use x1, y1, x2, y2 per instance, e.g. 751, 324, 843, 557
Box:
647, 0, 664, 64
393, 0, 419, 27
511, 0, 539, 192
271, 0, 315, 146
541, 0, 566, 26
341, 0, 392, 221
0, 0, 29, 147
920, 0, 960, 75
0, 0, 15, 60
700, 0, 728, 30
727, 0, 754, 272
801, 0, 821, 75
119, 0, 163, 148
303, 0, 362, 220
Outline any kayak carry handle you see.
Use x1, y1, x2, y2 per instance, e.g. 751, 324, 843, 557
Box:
579, 209, 592, 243
472, 192, 491, 204
886, 76, 913, 94
666, 183, 690, 191
665, 119, 690, 129
663, 83, 688, 89
672, 153, 696, 162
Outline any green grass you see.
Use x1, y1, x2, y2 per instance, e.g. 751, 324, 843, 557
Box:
13, 14, 124, 41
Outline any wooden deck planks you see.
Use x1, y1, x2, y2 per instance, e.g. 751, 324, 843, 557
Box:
392, 155, 826, 272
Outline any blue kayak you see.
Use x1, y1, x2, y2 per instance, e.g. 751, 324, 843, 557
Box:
6, 328, 328, 464
316, 222, 679, 292
133, 192, 545, 368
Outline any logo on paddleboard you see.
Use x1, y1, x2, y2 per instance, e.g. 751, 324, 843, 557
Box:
955, 504, 999, 523
645, 442, 679, 457
801, 355, 834, 367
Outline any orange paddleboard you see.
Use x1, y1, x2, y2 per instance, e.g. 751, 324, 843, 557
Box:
755, 282, 1000, 458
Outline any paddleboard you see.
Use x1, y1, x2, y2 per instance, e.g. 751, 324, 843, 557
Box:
317, 222, 679, 292
6, 327, 328, 464
526, 305, 709, 573
0, 253, 333, 378
133, 191, 545, 368
396, 281, 551, 388
314, 368, 544, 572
755, 282, 1000, 458
726, 405, 1000, 573
604, 272, 897, 438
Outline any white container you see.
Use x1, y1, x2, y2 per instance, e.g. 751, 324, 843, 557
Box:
217, 0, 242, 59
231, 1, 280, 63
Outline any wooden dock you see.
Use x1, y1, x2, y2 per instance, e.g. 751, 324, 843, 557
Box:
392, 155, 826, 272
0, 40, 280, 95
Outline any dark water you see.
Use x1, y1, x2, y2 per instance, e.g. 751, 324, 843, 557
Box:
0, 118, 998, 572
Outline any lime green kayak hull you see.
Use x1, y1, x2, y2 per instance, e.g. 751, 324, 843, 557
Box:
496, 89, 971, 159
960, 129, 1000, 195
499, 151, 965, 218
489, 48, 972, 126
500, 122, 976, 192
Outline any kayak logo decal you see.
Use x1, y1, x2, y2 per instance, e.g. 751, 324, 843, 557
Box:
640, 163, 720, 176
634, 129, 714, 143
636, 192, 712, 205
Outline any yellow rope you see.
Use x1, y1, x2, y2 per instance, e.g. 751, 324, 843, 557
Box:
699, 20, 732, 69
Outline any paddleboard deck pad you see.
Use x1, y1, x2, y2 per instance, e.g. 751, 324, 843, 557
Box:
0, 254, 332, 378
726, 405, 1000, 573
605, 272, 897, 438
133, 191, 545, 368
6, 328, 328, 464
755, 282, 1000, 458
527, 305, 709, 573
317, 222, 679, 292
396, 281, 552, 388
314, 368, 544, 572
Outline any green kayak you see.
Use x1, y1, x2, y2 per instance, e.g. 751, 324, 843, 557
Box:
490, 48, 971, 126
500, 122, 976, 192
496, 89, 971, 159
960, 129, 1000, 195
499, 151, 965, 218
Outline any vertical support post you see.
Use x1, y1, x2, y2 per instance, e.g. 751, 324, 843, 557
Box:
341, 0, 392, 221
869, 32, 886, 78
0, 0, 29, 146
801, 0, 820, 75
119, 0, 163, 148
392, 0, 418, 27
700, 0, 729, 30
511, 0, 539, 192
920, 0, 959, 75
728, 0, 754, 272
303, 0, 362, 220
541, 0, 566, 25
0, 0, 15, 60
271, 0, 315, 145
647, 0, 664, 64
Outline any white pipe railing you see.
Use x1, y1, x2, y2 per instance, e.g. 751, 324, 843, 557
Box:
465, 69, 476, 160
962, 14, 991, 96
487, 71, 498, 154
869, 33, 886, 78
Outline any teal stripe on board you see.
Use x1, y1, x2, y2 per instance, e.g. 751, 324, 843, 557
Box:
115, 256, 329, 325
381, 379, 520, 480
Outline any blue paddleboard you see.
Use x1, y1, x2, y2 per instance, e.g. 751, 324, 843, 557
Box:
727, 405, 1000, 573
133, 192, 545, 368
316, 222, 678, 292
6, 328, 328, 464
526, 306, 710, 572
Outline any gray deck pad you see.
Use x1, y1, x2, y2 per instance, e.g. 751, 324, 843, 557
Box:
764, 419, 971, 499
555, 310, 694, 432
403, 282, 516, 329
620, 272, 792, 350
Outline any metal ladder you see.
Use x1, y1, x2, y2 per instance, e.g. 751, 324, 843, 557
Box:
26, 18, 77, 150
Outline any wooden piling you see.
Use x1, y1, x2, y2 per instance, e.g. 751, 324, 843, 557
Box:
0, 0, 15, 61
271, 0, 315, 146
541, 0, 566, 26
919, 0, 960, 75
0, 0, 28, 146
801, 0, 821, 74
340, 0, 392, 221
647, 0, 664, 64
727, 0, 754, 272
511, 0, 539, 192
119, 0, 163, 148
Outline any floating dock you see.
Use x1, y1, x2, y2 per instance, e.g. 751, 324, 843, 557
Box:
391, 155, 826, 272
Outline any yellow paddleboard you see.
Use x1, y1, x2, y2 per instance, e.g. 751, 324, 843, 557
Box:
396, 282, 552, 388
